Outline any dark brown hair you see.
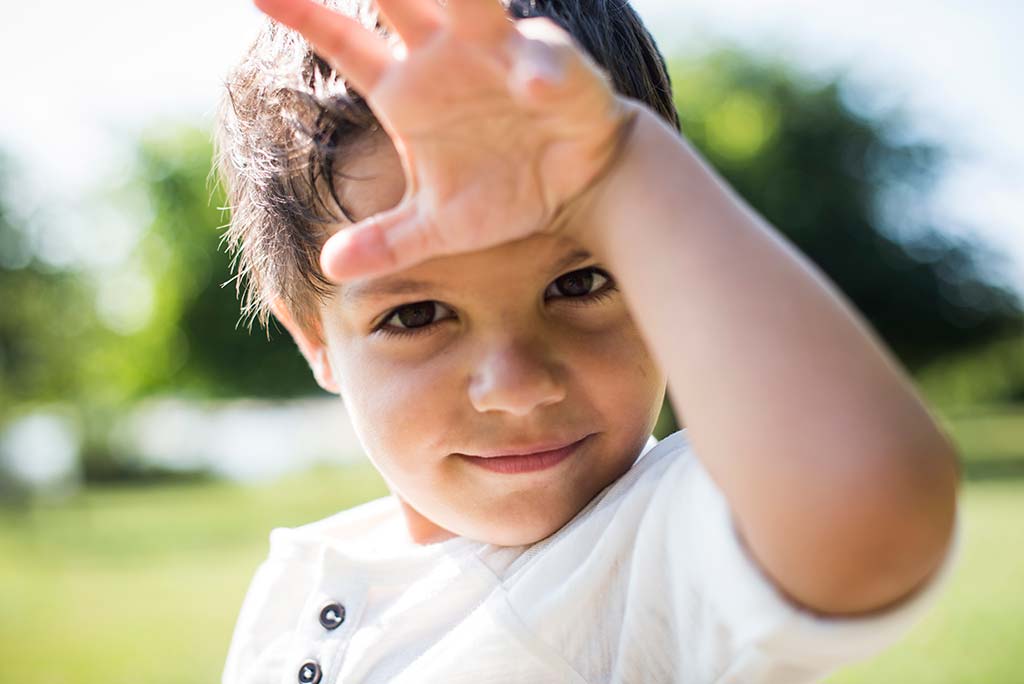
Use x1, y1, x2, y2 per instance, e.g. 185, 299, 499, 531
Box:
213, 0, 680, 342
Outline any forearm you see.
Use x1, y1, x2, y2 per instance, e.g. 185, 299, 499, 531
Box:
582, 102, 960, 614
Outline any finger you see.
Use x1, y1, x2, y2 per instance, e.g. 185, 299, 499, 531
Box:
375, 0, 444, 49
508, 19, 612, 113
447, 0, 511, 41
254, 0, 392, 95
320, 201, 441, 280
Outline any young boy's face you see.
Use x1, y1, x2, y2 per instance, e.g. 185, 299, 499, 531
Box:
298, 131, 667, 547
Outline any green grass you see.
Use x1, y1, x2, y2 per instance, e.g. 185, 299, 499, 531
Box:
1, 415, 1021, 683
936, 405, 1024, 479
0, 462, 389, 684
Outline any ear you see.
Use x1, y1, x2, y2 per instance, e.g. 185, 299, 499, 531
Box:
269, 298, 340, 394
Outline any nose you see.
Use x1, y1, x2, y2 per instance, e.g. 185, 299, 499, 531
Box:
468, 336, 567, 416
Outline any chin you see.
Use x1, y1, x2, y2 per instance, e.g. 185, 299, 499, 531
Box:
472, 512, 574, 547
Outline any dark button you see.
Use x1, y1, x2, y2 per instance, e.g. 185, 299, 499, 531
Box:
319, 602, 346, 630
297, 661, 321, 684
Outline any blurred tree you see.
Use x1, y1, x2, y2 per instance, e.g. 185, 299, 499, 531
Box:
103, 127, 321, 399
0, 154, 99, 418
652, 48, 1023, 431
916, 334, 1024, 409
669, 49, 1023, 372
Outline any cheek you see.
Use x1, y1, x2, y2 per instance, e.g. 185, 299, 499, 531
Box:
575, 314, 666, 423
333, 344, 457, 456
576, 313, 662, 387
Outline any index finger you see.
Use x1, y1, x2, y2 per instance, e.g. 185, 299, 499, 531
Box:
253, 0, 393, 95
447, 0, 512, 42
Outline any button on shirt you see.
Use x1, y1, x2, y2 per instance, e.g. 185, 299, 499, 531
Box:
222, 429, 963, 683
318, 603, 345, 630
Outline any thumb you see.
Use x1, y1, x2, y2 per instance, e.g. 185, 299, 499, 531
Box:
319, 200, 440, 281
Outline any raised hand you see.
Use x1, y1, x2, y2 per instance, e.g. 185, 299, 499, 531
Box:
253, 0, 638, 281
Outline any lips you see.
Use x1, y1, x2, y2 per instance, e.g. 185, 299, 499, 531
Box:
457, 434, 590, 459
456, 434, 591, 474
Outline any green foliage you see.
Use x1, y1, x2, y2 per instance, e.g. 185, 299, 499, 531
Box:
934, 404, 1024, 479
918, 335, 1024, 410
105, 127, 322, 399
0, 155, 104, 417
0, 128, 324, 415
669, 50, 1023, 373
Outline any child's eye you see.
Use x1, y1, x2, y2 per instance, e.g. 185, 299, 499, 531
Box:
374, 301, 455, 338
545, 267, 617, 303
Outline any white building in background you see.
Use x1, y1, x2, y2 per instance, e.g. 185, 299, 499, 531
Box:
1, 397, 367, 491
0, 409, 81, 497
111, 396, 366, 482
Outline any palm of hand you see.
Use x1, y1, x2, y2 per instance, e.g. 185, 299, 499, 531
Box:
255, 0, 630, 279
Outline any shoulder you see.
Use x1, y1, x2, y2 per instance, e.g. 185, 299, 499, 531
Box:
585, 427, 699, 521
221, 496, 399, 684
268, 494, 403, 560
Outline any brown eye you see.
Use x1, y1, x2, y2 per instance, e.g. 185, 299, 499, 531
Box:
390, 302, 449, 329
375, 301, 455, 338
546, 267, 611, 299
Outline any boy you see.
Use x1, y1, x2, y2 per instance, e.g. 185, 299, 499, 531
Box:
215, 0, 963, 681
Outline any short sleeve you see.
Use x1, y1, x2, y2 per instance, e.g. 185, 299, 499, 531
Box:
674, 452, 964, 680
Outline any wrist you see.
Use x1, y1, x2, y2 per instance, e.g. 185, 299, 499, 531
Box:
551, 99, 666, 256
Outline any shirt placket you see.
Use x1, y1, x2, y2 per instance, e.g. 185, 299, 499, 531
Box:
284, 545, 369, 684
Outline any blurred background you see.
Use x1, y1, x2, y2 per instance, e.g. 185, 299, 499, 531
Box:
1, 0, 1022, 681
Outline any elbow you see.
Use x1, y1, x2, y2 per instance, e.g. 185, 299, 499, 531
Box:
739, 433, 960, 617
800, 442, 961, 617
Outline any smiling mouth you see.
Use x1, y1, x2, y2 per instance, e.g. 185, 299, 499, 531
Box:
456, 434, 591, 474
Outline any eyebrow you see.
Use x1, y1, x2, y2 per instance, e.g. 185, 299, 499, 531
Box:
341, 247, 594, 306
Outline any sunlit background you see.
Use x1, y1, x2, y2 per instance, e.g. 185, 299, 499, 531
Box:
1, 1, 1021, 681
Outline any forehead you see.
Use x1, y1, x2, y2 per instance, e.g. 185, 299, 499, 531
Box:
332, 130, 407, 224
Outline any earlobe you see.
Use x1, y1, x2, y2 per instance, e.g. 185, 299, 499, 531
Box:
310, 346, 341, 395
270, 298, 340, 394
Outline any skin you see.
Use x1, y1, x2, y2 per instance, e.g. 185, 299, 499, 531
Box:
274, 130, 666, 546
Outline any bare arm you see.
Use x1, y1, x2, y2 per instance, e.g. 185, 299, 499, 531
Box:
580, 101, 960, 616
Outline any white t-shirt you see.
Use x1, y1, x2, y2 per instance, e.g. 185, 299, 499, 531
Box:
222, 428, 963, 683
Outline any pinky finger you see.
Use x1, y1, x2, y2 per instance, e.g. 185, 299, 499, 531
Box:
254, 0, 392, 95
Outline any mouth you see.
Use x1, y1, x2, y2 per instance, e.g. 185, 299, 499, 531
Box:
456, 434, 591, 474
